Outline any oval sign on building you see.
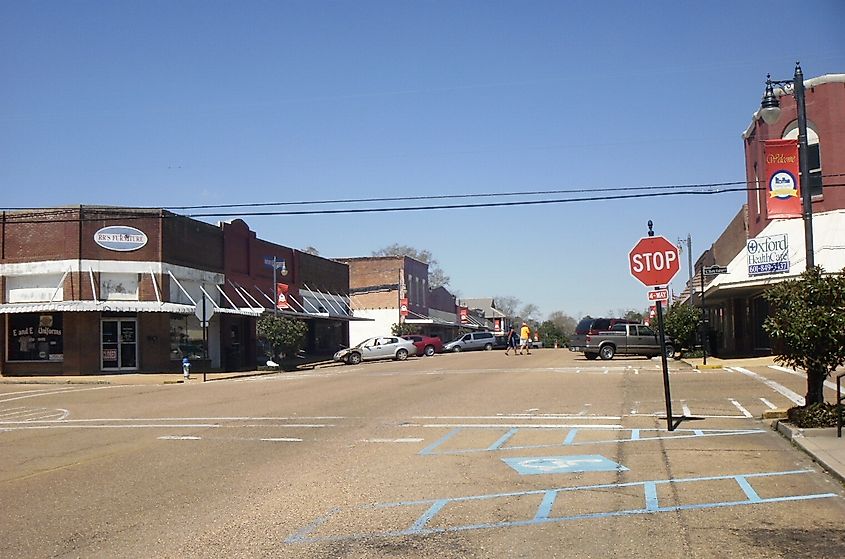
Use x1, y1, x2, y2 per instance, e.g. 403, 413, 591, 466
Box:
94, 226, 148, 252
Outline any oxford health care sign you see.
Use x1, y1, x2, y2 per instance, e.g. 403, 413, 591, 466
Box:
747, 234, 790, 276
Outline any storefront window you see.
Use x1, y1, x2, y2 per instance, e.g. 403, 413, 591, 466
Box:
169, 314, 205, 360
7, 313, 64, 361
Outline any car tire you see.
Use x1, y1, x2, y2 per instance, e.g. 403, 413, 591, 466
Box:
484, 343, 493, 351
347, 352, 362, 365
599, 345, 615, 360
585, 353, 598, 360
453, 345, 462, 352
396, 349, 408, 361
424, 345, 435, 357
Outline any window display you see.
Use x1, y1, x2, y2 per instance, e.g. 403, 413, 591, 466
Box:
8, 313, 63, 361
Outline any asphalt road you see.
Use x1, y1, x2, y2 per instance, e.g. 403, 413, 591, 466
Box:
2, 350, 844, 558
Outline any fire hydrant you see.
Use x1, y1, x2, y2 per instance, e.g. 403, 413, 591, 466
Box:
182, 356, 191, 380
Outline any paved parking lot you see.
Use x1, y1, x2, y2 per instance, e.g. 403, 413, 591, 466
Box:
1, 350, 844, 558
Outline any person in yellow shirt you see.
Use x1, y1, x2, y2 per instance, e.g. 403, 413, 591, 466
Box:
519, 322, 531, 355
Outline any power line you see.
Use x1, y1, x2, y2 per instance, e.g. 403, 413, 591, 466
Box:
2, 175, 843, 223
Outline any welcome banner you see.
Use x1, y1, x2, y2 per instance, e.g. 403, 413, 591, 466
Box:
764, 139, 801, 219
276, 283, 290, 310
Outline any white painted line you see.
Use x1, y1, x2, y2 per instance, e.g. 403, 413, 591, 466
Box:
413, 415, 623, 420
362, 438, 424, 443
730, 399, 753, 418
629, 413, 748, 419
768, 365, 838, 391
420, 423, 623, 429
760, 398, 778, 410
260, 437, 303, 442
0, 385, 120, 403
681, 401, 692, 416
731, 367, 804, 406
0, 387, 79, 397
158, 435, 202, 440
1, 416, 341, 423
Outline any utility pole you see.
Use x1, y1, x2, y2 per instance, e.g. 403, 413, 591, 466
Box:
678, 234, 694, 305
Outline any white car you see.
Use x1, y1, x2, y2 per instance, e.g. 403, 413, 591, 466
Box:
333, 336, 417, 365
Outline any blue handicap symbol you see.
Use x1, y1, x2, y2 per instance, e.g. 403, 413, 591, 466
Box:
503, 454, 628, 475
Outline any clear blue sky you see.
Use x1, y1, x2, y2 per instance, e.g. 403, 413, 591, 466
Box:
2, 1, 844, 319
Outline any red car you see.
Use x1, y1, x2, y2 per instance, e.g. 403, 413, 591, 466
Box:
401, 335, 443, 357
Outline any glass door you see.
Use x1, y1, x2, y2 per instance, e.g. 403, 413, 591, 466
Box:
101, 318, 138, 371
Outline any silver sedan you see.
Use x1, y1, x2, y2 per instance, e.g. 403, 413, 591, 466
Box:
333, 336, 417, 365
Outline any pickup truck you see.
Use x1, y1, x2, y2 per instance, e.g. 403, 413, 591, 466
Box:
582, 323, 674, 360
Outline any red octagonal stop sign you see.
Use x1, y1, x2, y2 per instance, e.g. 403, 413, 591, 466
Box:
629, 236, 680, 287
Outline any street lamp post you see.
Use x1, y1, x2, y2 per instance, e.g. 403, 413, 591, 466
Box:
760, 62, 814, 270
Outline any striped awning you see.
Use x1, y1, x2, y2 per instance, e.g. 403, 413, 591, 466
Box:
0, 301, 197, 314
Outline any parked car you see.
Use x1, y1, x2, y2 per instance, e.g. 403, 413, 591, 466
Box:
569, 318, 638, 353
582, 323, 675, 360
402, 335, 444, 357
443, 331, 496, 352
333, 336, 417, 365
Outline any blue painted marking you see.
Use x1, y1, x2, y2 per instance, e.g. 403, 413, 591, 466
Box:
534, 490, 557, 521
407, 499, 448, 534
488, 427, 519, 450
503, 455, 628, 475
286, 469, 835, 544
643, 482, 659, 511
419, 427, 462, 455
735, 476, 762, 502
419, 426, 765, 456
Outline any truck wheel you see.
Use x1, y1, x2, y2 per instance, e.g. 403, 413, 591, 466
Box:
599, 345, 615, 360
585, 353, 598, 360
424, 345, 435, 357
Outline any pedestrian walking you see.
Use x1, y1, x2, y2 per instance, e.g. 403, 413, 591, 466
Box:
504, 326, 519, 355
519, 322, 531, 355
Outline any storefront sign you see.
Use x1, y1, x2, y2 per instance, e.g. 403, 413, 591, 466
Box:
94, 226, 148, 252
459, 306, 468, 324
748, 233, 790, 276
764, 139, 801, 219
8, 313, 64, 361
399, 298, 409, 317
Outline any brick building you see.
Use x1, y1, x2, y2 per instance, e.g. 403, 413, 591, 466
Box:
690, 73, 845, 356
339, 256, 467, 343
0, 207, 353, 375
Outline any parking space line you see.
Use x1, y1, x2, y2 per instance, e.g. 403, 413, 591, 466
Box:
730, 399, 753, 418
730, 367, 805, 405
286, 469, 834, 544
418, 426, 765, 455
769, 365, 839, 391
760, 398, 778, 409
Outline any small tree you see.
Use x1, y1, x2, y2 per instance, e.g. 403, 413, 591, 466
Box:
257, 315, 308, 363
663, 300, 700, 350
763, 266, 845, 406
391, 322, 421, 336
537, 320, 566, 347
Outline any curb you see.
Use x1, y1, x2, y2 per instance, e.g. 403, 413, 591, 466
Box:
773, 420, 845, 486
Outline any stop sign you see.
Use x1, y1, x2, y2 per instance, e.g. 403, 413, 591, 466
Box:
629, 236, 680, 287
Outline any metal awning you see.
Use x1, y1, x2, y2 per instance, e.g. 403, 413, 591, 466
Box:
0, 301, 197, 314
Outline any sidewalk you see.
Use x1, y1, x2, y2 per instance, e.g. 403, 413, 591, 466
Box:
680, 355, 777, 370
773, 421, 845, 486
